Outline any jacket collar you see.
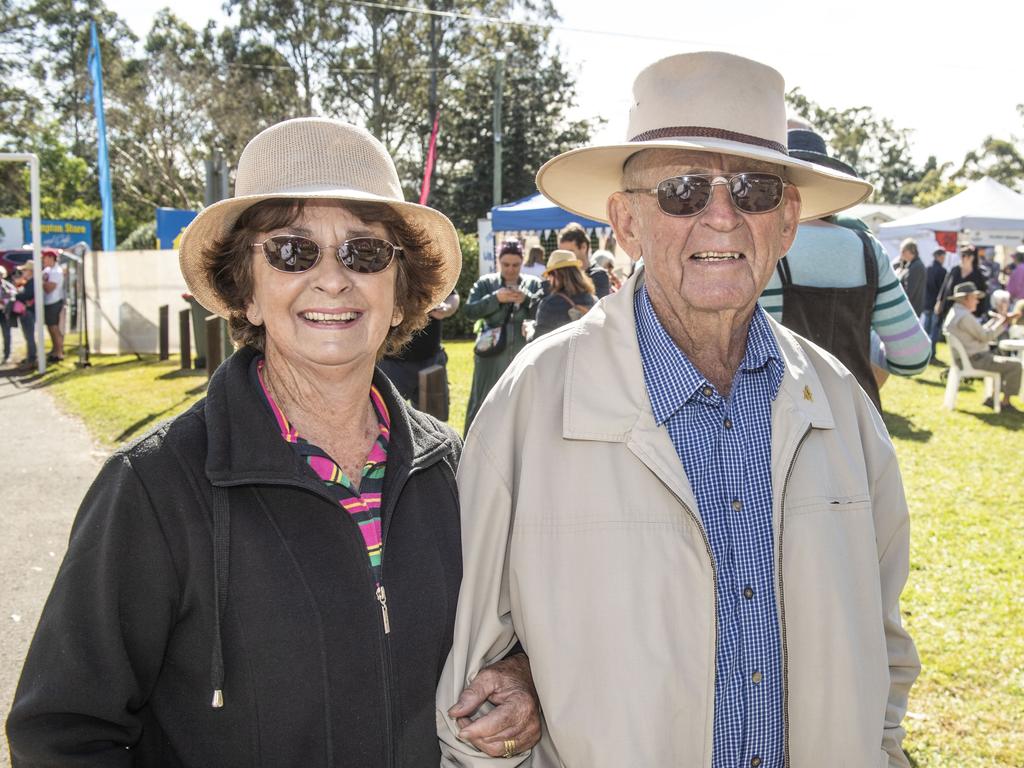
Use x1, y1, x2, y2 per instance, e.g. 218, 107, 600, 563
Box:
204, 346, 454, 485
563, 268, 835, 444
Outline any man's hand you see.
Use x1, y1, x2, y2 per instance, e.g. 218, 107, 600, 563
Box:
448, 654, 541, 758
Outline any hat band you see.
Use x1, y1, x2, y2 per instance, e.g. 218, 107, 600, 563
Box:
629, 126, 788, 156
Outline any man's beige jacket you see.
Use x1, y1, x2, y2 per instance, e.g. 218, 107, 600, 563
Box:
438, 271, 919, 767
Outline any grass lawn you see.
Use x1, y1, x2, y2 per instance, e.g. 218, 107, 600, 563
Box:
15, 336, 1024, 765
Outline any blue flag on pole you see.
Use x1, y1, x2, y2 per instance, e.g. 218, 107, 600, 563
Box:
88, 21, 116, 251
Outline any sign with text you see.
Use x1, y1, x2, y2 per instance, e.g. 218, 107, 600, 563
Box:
156, 207, 198, 250
22, 218, 93, 249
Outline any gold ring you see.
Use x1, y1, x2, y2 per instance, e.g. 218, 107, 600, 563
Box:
503, 738, 517, 758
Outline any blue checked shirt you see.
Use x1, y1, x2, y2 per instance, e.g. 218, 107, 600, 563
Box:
635, 286, 785, 768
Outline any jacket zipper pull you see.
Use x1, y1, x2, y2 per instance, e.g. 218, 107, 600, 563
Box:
376, 585, 391, 634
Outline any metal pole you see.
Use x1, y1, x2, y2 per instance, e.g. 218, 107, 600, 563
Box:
492, 50, 506, 208
29, 156, 44, 374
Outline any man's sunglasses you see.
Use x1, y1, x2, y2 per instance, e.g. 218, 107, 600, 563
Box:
251, 235, 402, 274
625, 173, 786, 217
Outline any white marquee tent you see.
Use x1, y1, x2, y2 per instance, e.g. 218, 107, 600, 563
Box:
878, 177, 1024, 266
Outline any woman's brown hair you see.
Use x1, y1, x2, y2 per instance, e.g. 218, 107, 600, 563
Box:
549, 265, 595, 297
203, 199, 448, 357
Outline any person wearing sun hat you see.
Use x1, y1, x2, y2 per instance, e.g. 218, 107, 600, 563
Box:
7, 117, 542, 766
440, 52, 918, 767
533, 248, 597, 337
942, 280, 1022, 410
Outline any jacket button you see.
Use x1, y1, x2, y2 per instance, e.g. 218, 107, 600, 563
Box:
752, 671, 763, 684
743, 586, 754, 599
751, 757, 762, 768
732, 498, 742, 511
724, 417, 733, 429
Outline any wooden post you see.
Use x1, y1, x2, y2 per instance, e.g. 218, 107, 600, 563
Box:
158, 305, 169, 360
417, 364, 447, 420
205, 315, 224, 376
179, 309, 191, 369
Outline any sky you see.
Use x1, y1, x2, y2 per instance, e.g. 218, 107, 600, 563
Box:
105, 0, 1021, 168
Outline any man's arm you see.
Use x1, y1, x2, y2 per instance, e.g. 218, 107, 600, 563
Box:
430, 291, 461, 320
437, 431, 528, 765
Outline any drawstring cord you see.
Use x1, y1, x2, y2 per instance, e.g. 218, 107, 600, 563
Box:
210, 485, 230, 708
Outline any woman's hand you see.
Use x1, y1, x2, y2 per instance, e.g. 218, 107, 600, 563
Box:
448, 653, 541, 758
496, 287, 525, 305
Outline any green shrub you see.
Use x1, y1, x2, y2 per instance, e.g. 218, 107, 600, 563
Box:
445, 231, 482, 339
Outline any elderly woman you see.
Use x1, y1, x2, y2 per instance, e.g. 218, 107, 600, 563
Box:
533, 249, 597, 338
7, 118, 539, 766
463, 239, 543, 432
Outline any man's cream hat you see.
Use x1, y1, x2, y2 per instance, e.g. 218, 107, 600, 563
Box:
536, 52, 873, 224
178, 117, 462, 317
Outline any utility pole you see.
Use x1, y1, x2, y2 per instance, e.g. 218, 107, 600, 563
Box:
205, 150, 229, 206
492, 48, 506, 208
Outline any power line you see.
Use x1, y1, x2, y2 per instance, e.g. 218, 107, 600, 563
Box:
343, 0, 703, 45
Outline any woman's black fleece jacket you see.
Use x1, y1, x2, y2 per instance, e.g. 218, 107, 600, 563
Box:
6, 346, 464, 767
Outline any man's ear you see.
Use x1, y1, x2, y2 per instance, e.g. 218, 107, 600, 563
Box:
607, 192, 643, 260
779, 185, 802, 253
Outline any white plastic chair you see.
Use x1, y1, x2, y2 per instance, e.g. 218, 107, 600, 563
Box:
943, 333, 1001, 413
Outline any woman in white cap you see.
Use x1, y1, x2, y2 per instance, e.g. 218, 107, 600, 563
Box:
7, 118, 540, 766
533, 249, 597, 338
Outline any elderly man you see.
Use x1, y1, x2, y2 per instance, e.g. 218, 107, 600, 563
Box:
943, 281, 1022, 411
438, 52, 919, 768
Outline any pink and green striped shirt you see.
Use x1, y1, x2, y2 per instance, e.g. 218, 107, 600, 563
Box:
257, 359, 390, 585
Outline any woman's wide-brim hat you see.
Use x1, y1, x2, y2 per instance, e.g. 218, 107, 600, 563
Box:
536, 52, 873, 224
178, 117, 462, 317
543, 249, 581, 275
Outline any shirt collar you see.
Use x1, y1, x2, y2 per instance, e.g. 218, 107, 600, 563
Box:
634, 285, 784, 426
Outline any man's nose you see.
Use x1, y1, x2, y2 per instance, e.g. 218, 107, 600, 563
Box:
700, 180, 742, 229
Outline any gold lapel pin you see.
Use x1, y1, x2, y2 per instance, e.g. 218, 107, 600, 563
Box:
803, 385, 813, 402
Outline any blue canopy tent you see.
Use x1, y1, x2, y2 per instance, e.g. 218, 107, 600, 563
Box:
491, 192, 606, 231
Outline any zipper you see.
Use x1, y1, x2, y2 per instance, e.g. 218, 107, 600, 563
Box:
777, 426, 811, 768
376, 585, 391, 634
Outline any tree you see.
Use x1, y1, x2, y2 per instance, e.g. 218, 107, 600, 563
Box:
227, 0, 350, 114
427, 21, 596, 230
786, 88, 922, 204
953, 137, 1024, 191
896, 155, 963, 208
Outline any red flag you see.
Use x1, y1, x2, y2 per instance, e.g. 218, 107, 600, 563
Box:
419, 111, 441, 205
935, 231, 958, 254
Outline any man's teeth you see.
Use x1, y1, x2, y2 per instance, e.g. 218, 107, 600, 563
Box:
692, 251, 743, 261
303, 311, 358, 322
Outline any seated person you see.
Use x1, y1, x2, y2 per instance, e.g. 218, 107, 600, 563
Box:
943, 281, 1023, 411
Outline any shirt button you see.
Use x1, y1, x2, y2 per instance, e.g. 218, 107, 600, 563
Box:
752, 671, 763, 684
732, 498, 742, 511
723, 417, 733, 429
743, 586, 754, 599
702, 386, 713, 397
751, 757, 762, 768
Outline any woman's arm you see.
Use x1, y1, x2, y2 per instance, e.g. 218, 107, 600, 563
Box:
463, 276, 503, 322
7, 454, 179, 766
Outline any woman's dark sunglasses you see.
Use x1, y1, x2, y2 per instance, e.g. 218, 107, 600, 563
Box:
626, 172, 786, 217
251, 235, 402, 274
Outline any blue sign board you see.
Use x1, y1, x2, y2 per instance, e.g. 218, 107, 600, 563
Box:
22, 219, 93, 249
156, 207, 198, 249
